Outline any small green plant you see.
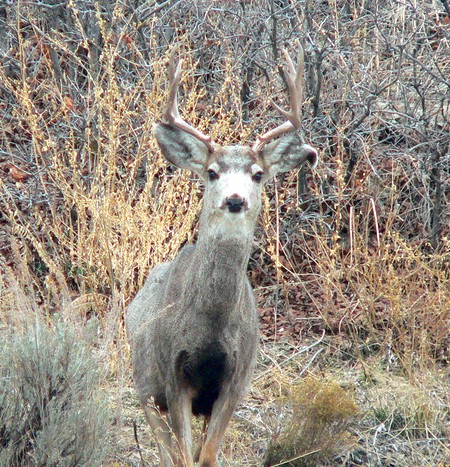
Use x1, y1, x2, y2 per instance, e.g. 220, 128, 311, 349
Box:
265, 376, 359, 466
0, 319, 111, 466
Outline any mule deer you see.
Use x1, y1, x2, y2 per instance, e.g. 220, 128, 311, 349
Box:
126, 46, 318, 467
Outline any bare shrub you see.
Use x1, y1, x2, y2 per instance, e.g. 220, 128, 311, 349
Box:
0, 319, 111, 466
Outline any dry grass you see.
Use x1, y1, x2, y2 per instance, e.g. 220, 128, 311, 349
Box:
264, 375, 359, 466
0, 1, 449, 466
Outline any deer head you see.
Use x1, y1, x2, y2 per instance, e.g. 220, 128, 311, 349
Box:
154, 46, 318, 236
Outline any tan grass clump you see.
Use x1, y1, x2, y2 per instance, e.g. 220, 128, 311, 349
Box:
264, 376, 359, 466
365, 369, 449, 441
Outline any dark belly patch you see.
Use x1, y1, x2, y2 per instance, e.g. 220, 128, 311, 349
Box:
176, 343, 232, 416
154, 392, 168, 412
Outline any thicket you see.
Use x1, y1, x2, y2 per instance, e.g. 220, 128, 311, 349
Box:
0, 1, 448, 465
1, 0, 448, 365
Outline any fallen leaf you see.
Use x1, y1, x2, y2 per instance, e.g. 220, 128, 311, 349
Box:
9, 166, 29, 182
63, 95, 76, 111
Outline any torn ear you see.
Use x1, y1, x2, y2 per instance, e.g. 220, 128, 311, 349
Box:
154, 122, 211, 176
260, 132, 318, 180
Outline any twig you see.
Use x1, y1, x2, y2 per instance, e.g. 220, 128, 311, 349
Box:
295, 347, 324, 380
270, 448, 322, 466
255, 330, 326, 381
133, 421, 147, 466
134, 0, 182, 31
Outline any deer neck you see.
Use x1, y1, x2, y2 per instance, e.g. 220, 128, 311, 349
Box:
185, 219, 255, 324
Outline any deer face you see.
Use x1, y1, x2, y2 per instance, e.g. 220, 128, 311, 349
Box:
154, 122, 317, 236
204, 146, 264, 217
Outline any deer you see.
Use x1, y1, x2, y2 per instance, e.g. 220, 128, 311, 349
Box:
125, 45, 318, 467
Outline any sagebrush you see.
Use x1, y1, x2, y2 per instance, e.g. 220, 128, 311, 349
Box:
0, 318, 111, 466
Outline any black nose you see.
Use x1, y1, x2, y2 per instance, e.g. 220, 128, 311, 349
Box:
226, 195, 245, 213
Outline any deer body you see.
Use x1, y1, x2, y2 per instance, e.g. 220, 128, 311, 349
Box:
126, 48, 318, 466
128, 157, 259, 416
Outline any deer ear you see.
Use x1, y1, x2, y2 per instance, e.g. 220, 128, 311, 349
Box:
154, 122, 211, 176
261, 132, 318, 180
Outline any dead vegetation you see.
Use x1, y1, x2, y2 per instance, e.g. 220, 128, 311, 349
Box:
264, 375, 359, 466
0, 1, 449, 465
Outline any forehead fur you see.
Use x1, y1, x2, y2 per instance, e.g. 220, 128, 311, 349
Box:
210, 145, 262, 170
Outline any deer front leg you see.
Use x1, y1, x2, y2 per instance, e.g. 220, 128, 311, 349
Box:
168, 388, 195, 467
198, 389, 240, 467
141, 402, 176, 467
193, 416, 210, 463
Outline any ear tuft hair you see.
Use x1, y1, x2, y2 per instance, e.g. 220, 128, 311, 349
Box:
154, 122, 211, 176
261, 132, 318, 179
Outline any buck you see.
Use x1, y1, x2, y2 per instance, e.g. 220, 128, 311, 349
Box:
126, 45, 318, 467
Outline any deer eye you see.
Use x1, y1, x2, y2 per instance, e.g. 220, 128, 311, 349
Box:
207, 169, 219, 181
252, 171, 263, 183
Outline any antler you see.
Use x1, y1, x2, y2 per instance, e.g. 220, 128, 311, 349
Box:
252, 45, 305, 152
161, 47, 216, 152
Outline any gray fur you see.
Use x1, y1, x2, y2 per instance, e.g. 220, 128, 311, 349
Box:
127, 236, 258, 410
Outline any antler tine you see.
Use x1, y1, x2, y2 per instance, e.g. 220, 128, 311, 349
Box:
252, 44, 305, 152
163, 49, 183, 122
161, 46, 216, 152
